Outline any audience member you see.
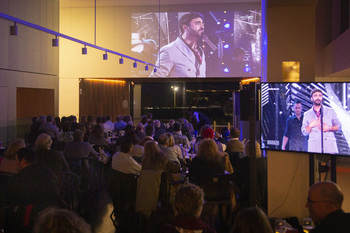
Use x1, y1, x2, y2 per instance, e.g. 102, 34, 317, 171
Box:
188, 108, 211, 132
140, 115, 148, 125
124, 130, 144, 163
135, 123, 146, 141
35, 133, 69, 173
0, 138, 25, 174
160, 183, 216, 233
88, 124, 109, 149
104, 115, 115, 133
158, 134, 181, 165
80, 115, 87, 124
189, 138, 227, 186
139, 125, 155, 146
32, 207, 92, 233
173, 121, 190, 147
233, 140, 267, 210
165, 132, 183, 160
69, 115, 79, 131
135, 141, 180, 217
6, 148, 61, 233
154, 119, 166, 141
38, 115, 60, 148
64, 129, 98, 160
305, 181, 350, 233
58, 121, 73, 143
112, 141, 141, 175
115, 115, 127, 131
225, 127, 244, 153
166, 119, 175, 133
220, 127, 230, 143
230, 207, 273, 233
195, 126, 224, 152
124, 114, 133, 126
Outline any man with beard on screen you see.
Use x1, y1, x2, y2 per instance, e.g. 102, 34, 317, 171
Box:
149, 12, 206, 77
301, 88, 341, 154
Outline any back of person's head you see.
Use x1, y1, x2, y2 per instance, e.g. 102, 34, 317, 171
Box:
231, 207, 273, 233
87, 115, 93, 123
173, 121, 182, 132
101, 116, 106, 124
46, 115, 53, 123
80, 115, 86, 123
145, 125, 155, 136
39, 115, 47, 123
69, 115, 77, 123
124, 114, 133, 123
310, 181, 344, 209
96, 116, 102, 124
73, 129, 84, 142
140, 115, 148, 125
33, 207, 92, 233
154, 119, 161, 128
125, 124, 134, 132
179, 12, 204, 34
202, 127, 214, 139
62, 122, 71, 133
136, 123, 144, 132
221, 127, 230, 138
32, 116, 38, 124
158, 134, 169, 146
230, 127, 241, 138
146, 112, 153, 119
105, 115, 111, 121
197, 138, 220, 162
182, 125, 189, 134
120, 141, 133, 154
174, 183, 204, 218
17, 147, 36, 165
169, 119, 175, 127
142, 141, 166, 170
35, 133, 53, 150
165, 132, 175, 147
91, 124, 104, 138
125, 130, 139, 145
244, 140, 261, 158
4, 138, 25, 160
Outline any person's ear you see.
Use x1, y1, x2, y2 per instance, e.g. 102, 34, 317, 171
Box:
183, 25, 188, 32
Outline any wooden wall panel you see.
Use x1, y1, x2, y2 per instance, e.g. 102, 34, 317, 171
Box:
79, 79, 130, 122
16, 88, 55, 117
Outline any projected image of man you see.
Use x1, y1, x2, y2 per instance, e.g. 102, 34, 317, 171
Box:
282, 100, 308, 151
302, 88, 341, 154
149, 12, 206, 77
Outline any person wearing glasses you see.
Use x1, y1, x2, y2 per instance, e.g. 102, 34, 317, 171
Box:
305, 181, 350, 232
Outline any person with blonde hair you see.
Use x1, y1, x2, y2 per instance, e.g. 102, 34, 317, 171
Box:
0, 138, 25, 174
35, 133, 69, 173
135, 141, 180, 218
160, 183, 216, 233
189, 138, 226, 186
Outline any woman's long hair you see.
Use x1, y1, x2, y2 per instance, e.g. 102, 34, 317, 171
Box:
196, 138, 221, 163
231, 207, 273, 233
142, 141, 167, 170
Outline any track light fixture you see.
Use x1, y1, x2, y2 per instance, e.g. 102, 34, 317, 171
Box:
145, 65, 149, 71
10, 21, 17, 35
52, 35, 59, 47
133, 61, 137, 68
103, 52, 108, 60
153, 67, 157, 73
119, 57, 124, 64
82, 45, 87, 54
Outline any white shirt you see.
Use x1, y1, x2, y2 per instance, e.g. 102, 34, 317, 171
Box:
112, 151, 141, 175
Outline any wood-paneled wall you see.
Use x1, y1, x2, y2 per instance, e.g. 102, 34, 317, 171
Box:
79, 79, 130, 122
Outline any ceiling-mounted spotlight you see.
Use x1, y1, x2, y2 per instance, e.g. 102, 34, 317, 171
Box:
133, 61, 137, 68
103, 52, 108, 60
52, 35, 59, 47
119, 57, 124, 64
10, 21, 17, 36
145, 65, 149, 71
82, 45, 87, 55
153, 67, 157, 73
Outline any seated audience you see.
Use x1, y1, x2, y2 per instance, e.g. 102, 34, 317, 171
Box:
225, 127, 244, 154
305, 181, 350, 233
165, 132, 182, 160
166, 119, 175, 133
160, 183, 216, 233
139, 125, 155, 146
195, 126, 224, 153
64, 129, 98, 160
135, 141, 180, 217
69, 115, 79, 132
173, 122, 190, 147
124, 130, 144, 163
139, 115, 148, 125
135, 123, 146, 142
33, 207, 92, 233
233, 140, 267, 210
88, 124, 109, 149
154, 119, 166, 141
124, 114, 133, 126
189, 138, 231, 186
230, 207, 273, 233
6, 148, 61, 233
220, 127, 230, 143
111, 141, 141, 175
0, 138, 25, 174
38, 115, 59, 149
104, 115, 114, 133
58, 121, 73, 143
35, 133, 69, 173
114, 115, 127, 131
158, 134, 181, 165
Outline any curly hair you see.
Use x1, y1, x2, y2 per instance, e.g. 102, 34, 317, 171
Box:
4, 138, 25, 159
142, 141, 167, 170
174, 183, 204, 218
165, 132, 175, 147
196, 138, 221, 163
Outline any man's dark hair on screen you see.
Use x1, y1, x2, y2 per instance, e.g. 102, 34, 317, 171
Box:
179, 12, 204, 34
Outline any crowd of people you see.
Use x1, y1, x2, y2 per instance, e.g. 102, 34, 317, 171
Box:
0, 111, 348, 233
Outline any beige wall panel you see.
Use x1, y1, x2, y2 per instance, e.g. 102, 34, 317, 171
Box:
0, 21, 9, 68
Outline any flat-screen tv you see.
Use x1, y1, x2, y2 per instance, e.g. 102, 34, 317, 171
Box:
261, 82, 350, 156
130, 9, 261, 78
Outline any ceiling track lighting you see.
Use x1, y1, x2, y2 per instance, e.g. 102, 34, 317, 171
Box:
82, 45, 87, 55
103, 52, 108, 60
133, 61, 137, 68
10, 21, 17, 35
145, 65, 149, 71
52, 35, 59, 47
119, 57, 124, 64
153, 67, 157, 73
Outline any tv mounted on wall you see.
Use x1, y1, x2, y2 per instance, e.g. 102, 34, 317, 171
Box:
261, 82, 350, 156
